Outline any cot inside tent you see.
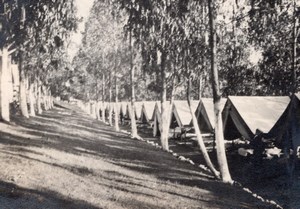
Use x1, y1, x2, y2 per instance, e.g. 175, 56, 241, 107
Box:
140, 101, 157, 123
223, 96, 290, 140
195, 98, 226, 134
171, 100, 199, 128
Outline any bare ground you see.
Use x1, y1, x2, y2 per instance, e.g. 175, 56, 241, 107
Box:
0, 103, 279, 209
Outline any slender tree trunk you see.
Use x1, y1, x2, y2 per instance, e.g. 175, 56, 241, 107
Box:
43, 86, 49, 111
96, 101, 100, 120
114, 59, 120, 132
46, 89, 51, 110
43, 86, 47, 110
160, 50, 169, 151
129, 28, 138, 137
198, 74, 203, 100
208, 0, 232, 183
91, 101, 96, 119
108, 72, 113, 126
95, 80, 100, 120
188, 76, 220, 178
114, 78, 120, 131
164, 64, 176, 144
292, 0, 298, 93
28, 82, 36, 117
287, 0, 299, 181
102, 74, 106, 122
0, 47, 10, 122
37, 80, 42, 114
48, 88, 53, 109
19, 70, 29, 118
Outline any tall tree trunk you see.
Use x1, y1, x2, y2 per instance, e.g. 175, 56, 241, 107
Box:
114, 78, 120, 132
47, 88, 53, 109
43, 86, 49, 111
286, 0, 299, 182
37, 79, 42, 114
164, 64, 176, 144
96, 101, 100, 120
108, 72, 113, 126
208, 0, 232, 183
188, 76, 220, 178
198, 74, 203, 100
95, 80, 100, 120
102, 74, 106, 122
114, 60, 120, 132
91, 101, 96, 119
0, 47, 10, 122
292, 0, 298, 93
28, 82, 36, 117
129, 28, 138, 137
160, 50, 169, 151
19, 70, 29, 118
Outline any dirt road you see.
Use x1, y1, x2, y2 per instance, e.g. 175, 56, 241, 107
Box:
0, 103, 273, 209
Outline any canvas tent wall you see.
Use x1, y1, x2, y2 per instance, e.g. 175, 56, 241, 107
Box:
140, 101, 157, 124
222, 96, 290, 141
194, 98, 226, 134
135, 102, 143, 120
125, 101, 143, 120
171, 100, 199, 128
270, 94, 300, 152
103, 102, 110, 118
99, 102, 108, 117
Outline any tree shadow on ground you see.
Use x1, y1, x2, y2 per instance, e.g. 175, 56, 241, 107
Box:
0, 102, 277, 209
0, 180, 99, 209
136, 123, 300, 209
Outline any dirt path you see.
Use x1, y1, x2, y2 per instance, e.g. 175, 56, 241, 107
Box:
0, 103, 274, 209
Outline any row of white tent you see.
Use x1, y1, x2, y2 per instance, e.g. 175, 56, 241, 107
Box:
77, 95, 300, 152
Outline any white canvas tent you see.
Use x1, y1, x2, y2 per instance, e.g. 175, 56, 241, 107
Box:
135, 101, 143, 120
194, 98, 226, 134
119, 101, 128, 121
140, 101, 157, 124
222, 96, 290, 140
125, 101, 143, 120
270, 94, 300, 152
170, 100, 199, 128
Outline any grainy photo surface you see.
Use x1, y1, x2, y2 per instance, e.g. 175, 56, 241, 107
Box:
0, 0, 299, 208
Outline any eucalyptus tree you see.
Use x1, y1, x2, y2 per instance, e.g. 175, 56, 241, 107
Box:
205, 0, 232, 183
0, 0, 77, 121
248, 0, 300, 95
173, 1, 220, 179
75, 0, 126, 131
248, 0, 300, 180
118, 0, 186, 150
